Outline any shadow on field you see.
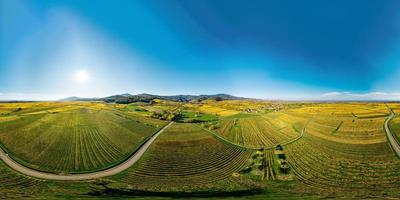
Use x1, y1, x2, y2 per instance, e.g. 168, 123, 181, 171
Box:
86, 187, 264, 198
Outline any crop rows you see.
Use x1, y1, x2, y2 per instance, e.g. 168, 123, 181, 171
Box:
215, 112, 308, 148
388, 103, 400, 114
286, 136, 400, 195
112, 123, 253, 189
285, 107, 400, 196
306, 116, 386, 144
0, 160, 44, 199
389, 116, 400, 143
291, 103, 389, 118
0, 107, 164, 173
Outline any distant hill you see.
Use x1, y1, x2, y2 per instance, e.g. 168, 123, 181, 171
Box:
58, 96, 81, 101
101, 93, 245, 104
59, 93, 246, 103
120, 93, 133, 97
58, 96, 100, 102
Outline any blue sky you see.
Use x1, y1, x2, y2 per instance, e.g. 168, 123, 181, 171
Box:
2, 0, 400, 100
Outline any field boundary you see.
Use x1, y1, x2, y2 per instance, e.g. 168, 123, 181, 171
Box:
197, 125, 259, 150
0, 121, 174, 181
197, 120, 307, 151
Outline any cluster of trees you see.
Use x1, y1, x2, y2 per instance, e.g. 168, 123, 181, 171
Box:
239, 149, 271, 180
276, 145, 290, 174
150, 110, 181, 121
202, 121, 220, 130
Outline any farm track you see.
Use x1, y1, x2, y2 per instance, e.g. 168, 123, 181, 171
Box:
385, 112, 400, 157
0, 122, 174, 181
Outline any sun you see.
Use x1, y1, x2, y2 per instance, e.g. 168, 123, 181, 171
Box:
75, 70, 89, 83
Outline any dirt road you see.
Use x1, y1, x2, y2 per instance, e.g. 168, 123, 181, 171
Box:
384, 113, 400, 157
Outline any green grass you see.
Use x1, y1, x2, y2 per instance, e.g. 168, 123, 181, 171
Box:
222, 112, 259, 120
176, 110, 219, 123
0, 159, 45, 199
126, 104, 152, 116
389, 116, 400, 142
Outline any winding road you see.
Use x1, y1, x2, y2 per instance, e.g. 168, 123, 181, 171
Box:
0, 121, 174, 181
3, 111, 396, 181
384, 112, 400, 157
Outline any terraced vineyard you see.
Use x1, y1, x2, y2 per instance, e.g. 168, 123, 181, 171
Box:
0, 103, 165, 173
111, 123, 253, 190
214, 112, 310, 148
306, 116, 386, 144
284, 105, 400, 197
287, 135, 400, 195
1, 101, 400, 199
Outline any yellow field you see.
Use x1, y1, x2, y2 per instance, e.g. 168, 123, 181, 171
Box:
0, 100, 400, 198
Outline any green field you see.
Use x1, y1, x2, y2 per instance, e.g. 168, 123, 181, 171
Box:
0, 101, 400, 199
214, 112, 309, 148
389, 116, 400, 142
0, 103, 166, 173
176, 110, 219, 123
111, 123, 254, 191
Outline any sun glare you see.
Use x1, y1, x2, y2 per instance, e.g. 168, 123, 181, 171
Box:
75, 70, 89, 83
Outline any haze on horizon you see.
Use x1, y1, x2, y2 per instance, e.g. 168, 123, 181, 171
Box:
2, 0, 400, 101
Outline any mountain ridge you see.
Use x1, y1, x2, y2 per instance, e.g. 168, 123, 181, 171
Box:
59, 93, 247, 103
